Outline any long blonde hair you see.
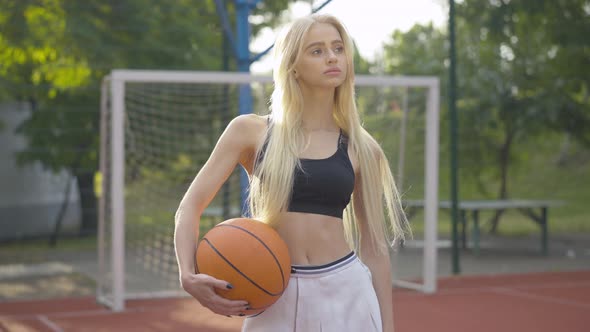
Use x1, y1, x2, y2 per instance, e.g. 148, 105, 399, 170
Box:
248, 14, 409, 255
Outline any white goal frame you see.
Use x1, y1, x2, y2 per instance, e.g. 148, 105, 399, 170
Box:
99, 70, 439, 311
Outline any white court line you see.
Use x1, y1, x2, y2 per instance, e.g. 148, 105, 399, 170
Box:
395, 280, 590, 297
491, 287, 590, 310
0, 302, 177, 321
0, 299, 184, 320
38, 315, 64, 332
1, 309, 109, 320
436, 280, 590, 291
507, 280, 590, 290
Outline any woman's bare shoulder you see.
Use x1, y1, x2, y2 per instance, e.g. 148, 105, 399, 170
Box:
223, 114, 268, 172
223, 114, 267, 171
225, 113, 268, 144
229, 113, 267, 128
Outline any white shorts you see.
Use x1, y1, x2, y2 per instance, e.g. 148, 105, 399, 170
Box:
242, 252, 382, 332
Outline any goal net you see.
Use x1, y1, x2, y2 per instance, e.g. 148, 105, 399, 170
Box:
98, 70, 439, 311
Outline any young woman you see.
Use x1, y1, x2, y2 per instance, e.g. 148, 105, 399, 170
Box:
174, 14, 409, 332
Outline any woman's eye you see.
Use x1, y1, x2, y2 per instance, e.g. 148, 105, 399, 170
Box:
312, 49, 322, 55
334, 46, 344, 54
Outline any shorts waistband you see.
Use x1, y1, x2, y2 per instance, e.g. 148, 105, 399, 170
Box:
290, 252, 357, 278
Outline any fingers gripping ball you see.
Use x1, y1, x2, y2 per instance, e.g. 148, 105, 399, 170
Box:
196, 218, 291, 316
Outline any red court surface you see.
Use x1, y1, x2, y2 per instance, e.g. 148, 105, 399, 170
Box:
1, 270, 588, 331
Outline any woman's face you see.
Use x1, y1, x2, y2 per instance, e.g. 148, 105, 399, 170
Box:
293, 22, 348, 90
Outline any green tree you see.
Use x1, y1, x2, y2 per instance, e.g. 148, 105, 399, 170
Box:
457, 0, 590, 230
0, 0, 295, 238
380, 0, 590, 231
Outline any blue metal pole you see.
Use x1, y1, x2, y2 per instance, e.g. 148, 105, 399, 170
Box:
235, 0, 260, 215
213, 0, 238, 58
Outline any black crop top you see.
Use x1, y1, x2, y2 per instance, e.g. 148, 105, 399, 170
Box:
257, 127, 355, 219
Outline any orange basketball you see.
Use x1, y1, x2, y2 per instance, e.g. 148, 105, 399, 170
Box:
195, 218, 291, 316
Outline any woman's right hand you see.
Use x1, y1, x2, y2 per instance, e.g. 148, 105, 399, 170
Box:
181, 273, 249, 316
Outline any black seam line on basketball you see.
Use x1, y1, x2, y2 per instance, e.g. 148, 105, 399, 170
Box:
216, 224, 287, 290
246, 302, 273, 311
202, 238, 282, 297
247, 310, 265, 318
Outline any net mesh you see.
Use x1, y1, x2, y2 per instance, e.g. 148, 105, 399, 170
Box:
99, 73, 434, 306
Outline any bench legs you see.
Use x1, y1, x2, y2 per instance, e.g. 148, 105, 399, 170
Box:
461, 210, 467, 249
467, 207, 549, 256
472, 210, 480, 256
460, 209, 480, 255
541, 207, 548, 256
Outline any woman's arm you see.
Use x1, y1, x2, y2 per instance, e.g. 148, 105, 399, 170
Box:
174, 114, 260, 316
353, 171, 395, 332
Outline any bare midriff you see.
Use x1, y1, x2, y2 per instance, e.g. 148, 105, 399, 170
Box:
275, 211, 352, 266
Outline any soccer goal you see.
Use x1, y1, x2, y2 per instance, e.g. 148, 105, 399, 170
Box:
98, 70, 439, 311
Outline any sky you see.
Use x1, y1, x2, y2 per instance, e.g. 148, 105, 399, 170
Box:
250, 0, 448, 73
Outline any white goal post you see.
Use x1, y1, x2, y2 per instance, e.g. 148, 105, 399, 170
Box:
98, 70, 439, 311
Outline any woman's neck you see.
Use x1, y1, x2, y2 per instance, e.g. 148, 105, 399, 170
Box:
300, 87, 338, 131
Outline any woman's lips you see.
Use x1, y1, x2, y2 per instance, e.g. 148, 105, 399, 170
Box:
324, 68, 341, 74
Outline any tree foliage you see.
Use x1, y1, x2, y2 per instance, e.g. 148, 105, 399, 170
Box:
380, 0, 590, 230
457, 0, 590, 202
0, 0, 295, 234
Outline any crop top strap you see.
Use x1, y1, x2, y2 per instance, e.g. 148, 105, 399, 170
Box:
339, 129, 349, 151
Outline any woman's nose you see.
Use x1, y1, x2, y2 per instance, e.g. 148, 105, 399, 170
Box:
327, 50, 338, 63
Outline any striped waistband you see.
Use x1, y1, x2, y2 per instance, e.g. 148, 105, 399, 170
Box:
290, 252, 357, 278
